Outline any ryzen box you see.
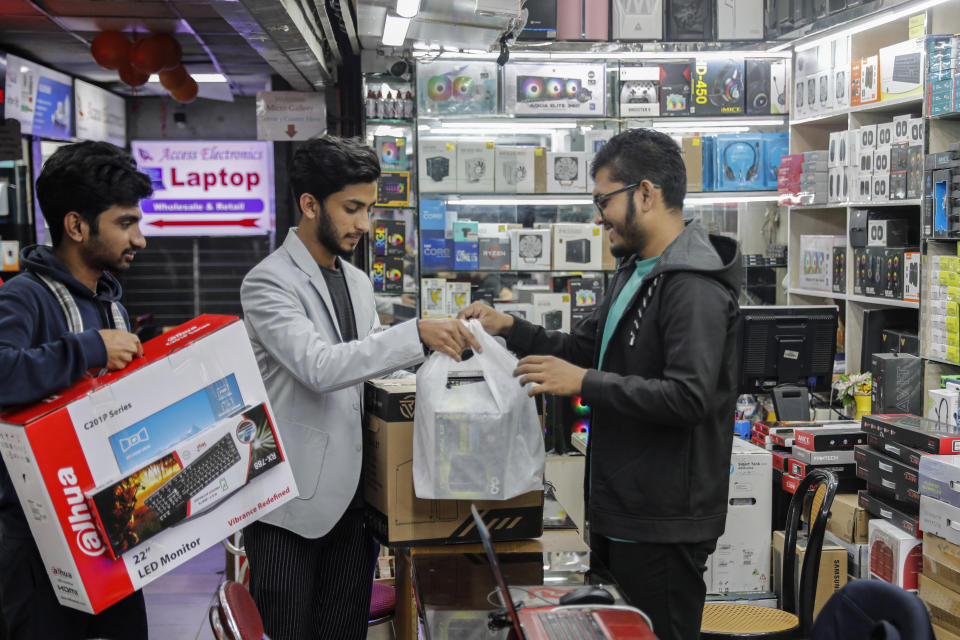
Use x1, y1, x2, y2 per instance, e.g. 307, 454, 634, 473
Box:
0, 316, 296, 613
363, 379, 543, 545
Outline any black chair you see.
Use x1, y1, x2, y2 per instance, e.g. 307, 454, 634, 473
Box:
810, 579, 935, 640
701, 468, 839, 639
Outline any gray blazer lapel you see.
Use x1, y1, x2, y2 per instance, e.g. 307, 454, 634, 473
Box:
282, 229, 343, 342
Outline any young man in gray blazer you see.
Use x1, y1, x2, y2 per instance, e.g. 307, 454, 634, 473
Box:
240, 136, 479, 640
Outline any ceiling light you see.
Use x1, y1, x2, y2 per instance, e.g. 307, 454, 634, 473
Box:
685, 194, 780, 205
148, 73, 227, 83
448, 196, 593, 206
396, 0, 421, 18
794, 0, 950, 52
382, 14, 411, 47
439, 120, 578, 130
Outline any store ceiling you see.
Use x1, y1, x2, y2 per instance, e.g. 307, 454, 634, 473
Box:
0, 0, 515, 100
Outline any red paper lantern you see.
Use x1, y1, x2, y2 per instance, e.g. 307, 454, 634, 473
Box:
91, 31, 131, 70
159, 65, 189, 91
170, 76, 198, 103
130, 36, 169, 75
154, 34, 182, 71
118, 63, 149, 87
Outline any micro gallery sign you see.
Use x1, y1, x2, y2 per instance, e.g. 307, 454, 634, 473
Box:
131, 141, 275, 236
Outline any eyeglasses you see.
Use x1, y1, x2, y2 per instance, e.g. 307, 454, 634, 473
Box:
592, 181, 661, 216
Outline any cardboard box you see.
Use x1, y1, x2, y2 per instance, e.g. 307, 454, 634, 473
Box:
823, 529, 869, 579
868, 517, 922, 590
0, 316, 296, 613
552, 223, 602, 270
922, 495, 960, 547
923, 532, 960, 594
682, 137, 704, 193
532, 293, 571, 332
706, 439, 772, 594
420, 140, 457, 192
494, 146, 536, 194
826, 492, 869, 544
601, 228, 616, 270
920, 573, 960, 637
547, 152, 588, 193
362, 379, 544, 545
457, 141, 495, 193
772, 530, 847, 620
510, 228, 552, 271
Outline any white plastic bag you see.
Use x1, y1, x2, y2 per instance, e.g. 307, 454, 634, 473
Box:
413, 319, 545, 500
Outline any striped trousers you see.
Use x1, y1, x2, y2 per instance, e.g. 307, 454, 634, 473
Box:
244, 511, 377, 640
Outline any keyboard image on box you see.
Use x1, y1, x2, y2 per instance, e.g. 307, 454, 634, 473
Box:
538, 610, 606, 639
145, 434, 241, 524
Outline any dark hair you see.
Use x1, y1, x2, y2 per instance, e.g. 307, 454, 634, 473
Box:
590, 128, 686, 211
290, 136, 381, 204
36, 141, 153, 247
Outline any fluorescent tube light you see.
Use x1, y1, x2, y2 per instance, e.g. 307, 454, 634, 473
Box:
148, 73, 227, 83
448, 196, 593, 206
396, 0, 421, 18
794, 0, 950, 52
382, 14, 411, 47
439, 120, 578, 130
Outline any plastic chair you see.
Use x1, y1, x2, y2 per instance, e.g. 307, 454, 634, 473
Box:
209, 581, 269, 640
701, 468, 839, 639
368, 582, 397, 639
810, 579, 935, 640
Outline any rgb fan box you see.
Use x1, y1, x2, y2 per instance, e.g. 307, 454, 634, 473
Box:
377, 171, 410, 207
0, 315, 296, 614
373, 219, 405, 257
503, 62, 607, 117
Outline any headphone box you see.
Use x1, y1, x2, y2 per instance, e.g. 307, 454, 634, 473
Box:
419, 140, 457, 192
619, 66, 661, 117
716, 134, 766, 191
612, 0, 663, 40
510, 228, 552, 270
494, 146, 536, 194
746, 59, 774, 115
763, 132, 790, 190
546, 151, 588, 193
457, 141, 495, 193
552, 223, 601, 270
691, 58, 745, 116
851, 55, 879, 106
659, 61, 693, 117
717, 0, 764, 40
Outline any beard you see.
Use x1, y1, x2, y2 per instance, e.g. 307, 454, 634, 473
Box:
609, 195, 646, 258
80, 235, 134, 273
315, 202, 356, 260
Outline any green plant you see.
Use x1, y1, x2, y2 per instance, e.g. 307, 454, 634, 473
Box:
833, 372, 871, 411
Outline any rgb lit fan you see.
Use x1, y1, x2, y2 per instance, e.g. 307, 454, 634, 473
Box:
565, 79, 581, 98
453, 76, 474, 100
546, 78, 564, 98
387, 268, 402, 281
380, 141, 399, 165
427, 75, 452, 101
520, 76, 544, 100
389, 233, 404, 247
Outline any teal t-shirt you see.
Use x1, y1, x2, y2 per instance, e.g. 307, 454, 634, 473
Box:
591, 255, 659, 544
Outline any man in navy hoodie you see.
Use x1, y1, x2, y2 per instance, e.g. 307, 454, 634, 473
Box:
0, 141, 152, 639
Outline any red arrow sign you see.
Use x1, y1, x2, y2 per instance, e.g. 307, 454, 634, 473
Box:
286, 124, 297, 137
149, 218, 260, 228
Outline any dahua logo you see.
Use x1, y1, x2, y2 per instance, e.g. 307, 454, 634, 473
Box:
58, 467, 105, 557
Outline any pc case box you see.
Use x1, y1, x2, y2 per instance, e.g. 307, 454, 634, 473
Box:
552, 223, 601, 270
612, 0, 663, 40
705, 439, 772, 594
0, 315, 297, 613
362, 379, 543, 545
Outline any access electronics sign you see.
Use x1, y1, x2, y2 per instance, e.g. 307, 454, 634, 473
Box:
131, 141, 274, 237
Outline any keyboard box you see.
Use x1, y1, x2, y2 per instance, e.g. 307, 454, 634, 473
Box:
0, 315, 296, 614
363, 378, 544, 546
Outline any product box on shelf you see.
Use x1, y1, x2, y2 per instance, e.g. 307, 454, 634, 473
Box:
879, 39, 923, 101
920, 455, 960, 508
717, 0, 763, 40
794, 426, 866, 451
798, 235, 836, 291
417, 60, 498, 116
851, 55, 880, 106
371, 254, 403, 293
445, 281, 471, 316
763, 132, 790, 190
692, 58, 746, 116
518, 0, 557, 40
832, 63, 850, 110
824, 530, 869, 580
855, 446, 919, 506
612, 0, 663, 40
871, 353, 923, 414
452, 220, 479, 270
552, 223, 602, 270
362, 379, 544, 546
494, 302, 535, 322
420, 200, 453, 271
510, 228, 552, 271
872, 171, 891, 201
0, 316, 296, 613
659, 61, 693, 116
547, 152, 588, 193
477, 223, 514, 271
419, 140, 457, 192
584, 129, 615, 153
828, 167, 843, 203
503, 62, 606, 117
858, 490, 920, 537
420, 278, 448, 318
457, 141, 495, 193
494, 146, 536, 194
532, 292, 571, 332
373, 219, 405, 257
716, 135, 766, 191
665, 0, 714, 41
832, 244, 846, 293
705, 438, 771, 594
557, 0, 609, 41
375, 136, 407, 171
376, 171, 410, 207
569, 276, 603, 324
619, 66, 660, 117
681, 137, 704, 193
772, 530, 847, 619
868, 518, 922, 591
746, 58, 786, 115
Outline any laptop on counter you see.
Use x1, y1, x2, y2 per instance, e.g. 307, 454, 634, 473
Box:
470, 504, 657, 640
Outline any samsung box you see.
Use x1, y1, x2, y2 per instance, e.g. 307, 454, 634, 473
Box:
362, 378, 544, 545
0, 316, 297, 613
706, 439, 772, 594
552, 223, 602, 270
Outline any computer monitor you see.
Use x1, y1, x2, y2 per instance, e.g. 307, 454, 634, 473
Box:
737, 305, 839, 421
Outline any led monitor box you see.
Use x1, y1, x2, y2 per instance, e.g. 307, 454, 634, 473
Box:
0, 315, 296, 613
503, 62, 607, 117
552, 223, 601, 270
362, 379, 543, 546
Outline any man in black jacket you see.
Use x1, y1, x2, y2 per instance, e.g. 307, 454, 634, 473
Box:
459, 128, 742, 640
